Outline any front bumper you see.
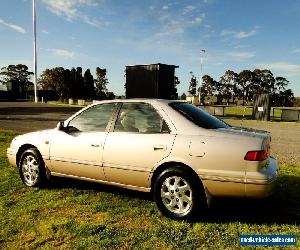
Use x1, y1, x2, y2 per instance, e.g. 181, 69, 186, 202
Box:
7, 147, 17, 167
245, 157, 279, 198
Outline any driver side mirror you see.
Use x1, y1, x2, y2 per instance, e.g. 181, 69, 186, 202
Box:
57, 121, 66, 132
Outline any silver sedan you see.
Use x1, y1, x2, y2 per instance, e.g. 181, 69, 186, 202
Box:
7, 99, 279, 219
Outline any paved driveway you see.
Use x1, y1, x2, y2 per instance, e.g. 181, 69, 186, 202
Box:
0, 102, 81, 133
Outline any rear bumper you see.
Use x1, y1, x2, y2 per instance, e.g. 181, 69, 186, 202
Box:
245, 157, 279, 198
7, 147, 17, 167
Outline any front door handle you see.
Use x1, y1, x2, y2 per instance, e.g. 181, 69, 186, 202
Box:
153, 145, 166, 151
91, 144, 100, 147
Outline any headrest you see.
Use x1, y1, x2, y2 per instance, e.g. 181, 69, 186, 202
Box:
121, 113, 135, 129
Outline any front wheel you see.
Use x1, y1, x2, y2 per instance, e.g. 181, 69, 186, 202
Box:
19, 148, 46, 187
154, 167, 207, 219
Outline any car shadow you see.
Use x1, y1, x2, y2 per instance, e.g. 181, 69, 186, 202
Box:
201, 174, 300, 225
46, 174, 300, 225
47, 176, 153, 201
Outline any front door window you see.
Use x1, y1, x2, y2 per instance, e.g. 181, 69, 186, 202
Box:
68, 103, 117, 133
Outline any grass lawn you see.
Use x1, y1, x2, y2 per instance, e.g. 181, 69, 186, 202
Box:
226, 106, 283, 120
1, 130, 300, 249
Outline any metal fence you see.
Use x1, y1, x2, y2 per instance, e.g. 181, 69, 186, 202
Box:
199, 105, 300, 122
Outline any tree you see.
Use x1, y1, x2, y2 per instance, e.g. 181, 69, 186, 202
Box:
38, 67, 66, 100
69, 67, 77, 98
188, 68, 295, 107
227, 70, 239, 105
272, 89, 294, 107
251, 74, 291, 107
271, 78, 294, 107
171, 76, 180, 99
281, 89, 295, 106
214, 80, 224, 105
271, 76, 293, 106
274, 76, 289, 92
238, 70, 254, 105
181, 92, 186, 100
39, 67, 97, 100
83, 69, 95, 100
188, 72, 197, 96
252, 69, 275, 94
219, 70, 238, 104
106, 92, 115, 100
94, 67, 108, 99
63, 69, 71, 98
76, 67, 84, 99
200, 75, 217, 104
0, 64, 33, 97
261, 69, 275, 93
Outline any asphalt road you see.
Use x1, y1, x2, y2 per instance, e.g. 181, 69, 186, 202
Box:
0, 102, 81, 133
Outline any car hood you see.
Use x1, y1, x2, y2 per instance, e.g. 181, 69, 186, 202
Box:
12, 129, 57, 147
15, 129, 56, 140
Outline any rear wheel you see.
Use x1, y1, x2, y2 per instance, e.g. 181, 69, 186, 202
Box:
19, 148, 46, 187
154, 167, 207, 219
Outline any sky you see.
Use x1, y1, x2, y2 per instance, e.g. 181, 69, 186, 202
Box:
0, 0, 300, 96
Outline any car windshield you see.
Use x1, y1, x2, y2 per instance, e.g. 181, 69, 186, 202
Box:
169, 102, 229, 129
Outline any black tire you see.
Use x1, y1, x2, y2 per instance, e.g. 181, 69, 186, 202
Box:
18, 148, 47, 187
154, 167, 207, 219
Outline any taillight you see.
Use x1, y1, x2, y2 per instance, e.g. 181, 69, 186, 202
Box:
244, 149, 269, 161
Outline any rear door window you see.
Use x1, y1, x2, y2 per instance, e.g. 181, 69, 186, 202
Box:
114, 103, 170, 133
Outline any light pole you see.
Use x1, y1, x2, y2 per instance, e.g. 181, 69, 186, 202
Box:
33, 0, 38, 103
199, 49, 206, 105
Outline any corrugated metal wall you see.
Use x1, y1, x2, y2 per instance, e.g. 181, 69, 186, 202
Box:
125, 64, 177, 99
252, 94, 271, 121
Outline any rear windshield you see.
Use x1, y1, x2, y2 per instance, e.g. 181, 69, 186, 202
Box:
169, 102, 229, 129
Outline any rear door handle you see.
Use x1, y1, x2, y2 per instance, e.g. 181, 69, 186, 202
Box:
153, 145, 166, 151
91, 144, 100, 147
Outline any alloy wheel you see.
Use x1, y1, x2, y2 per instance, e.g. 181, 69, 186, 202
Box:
21, 155, 40, 186
160, 176, 193, 216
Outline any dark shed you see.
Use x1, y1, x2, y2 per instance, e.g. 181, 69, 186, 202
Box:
125, 63, 179, 99
252, 94, 271, 121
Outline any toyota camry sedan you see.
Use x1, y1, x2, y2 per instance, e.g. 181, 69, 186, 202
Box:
7, 99, 279, 219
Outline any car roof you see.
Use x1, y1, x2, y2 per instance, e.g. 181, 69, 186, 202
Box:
92, 98, 185, 105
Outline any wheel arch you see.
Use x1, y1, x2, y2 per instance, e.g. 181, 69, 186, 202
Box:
151, 161, 212, 218
16, 144, 38, 167
150, 161, 204, 193
17, 144, 49, 187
